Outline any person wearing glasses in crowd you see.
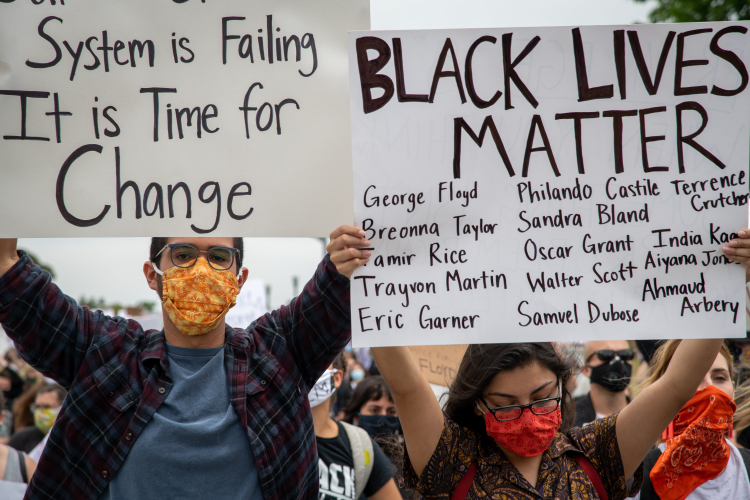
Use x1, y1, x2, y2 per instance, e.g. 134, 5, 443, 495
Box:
8, 384, 67, 454
367, 226, 750, 500
573, 341, 635, 428
0, 228, 370, 500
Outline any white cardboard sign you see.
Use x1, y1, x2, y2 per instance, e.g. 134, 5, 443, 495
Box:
349, 23, 750, 347
0, 0, 369, 237
225, 278, 267, 329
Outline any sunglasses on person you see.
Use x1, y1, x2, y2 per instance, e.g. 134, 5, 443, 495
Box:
585, 349, 635, 364
152, 244, 240, 275
479, 381, 562, 422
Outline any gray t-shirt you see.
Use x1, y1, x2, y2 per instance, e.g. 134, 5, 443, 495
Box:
99, 343, 262, 499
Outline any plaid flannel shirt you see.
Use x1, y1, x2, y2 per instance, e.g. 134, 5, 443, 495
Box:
0, 251, 351, 500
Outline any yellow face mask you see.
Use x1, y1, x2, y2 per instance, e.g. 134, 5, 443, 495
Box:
160, 258, 239, 336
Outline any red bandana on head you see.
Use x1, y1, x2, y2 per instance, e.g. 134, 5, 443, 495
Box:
650, 385, 736, 500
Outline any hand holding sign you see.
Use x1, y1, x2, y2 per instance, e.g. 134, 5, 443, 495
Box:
328, 225, 371, 278
722, 229, 750, 282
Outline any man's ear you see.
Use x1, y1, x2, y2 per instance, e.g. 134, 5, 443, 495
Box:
237, 267, 249, 290
143, 262, 159, 292
581, 365, 591, 378
333, 369, 344, 389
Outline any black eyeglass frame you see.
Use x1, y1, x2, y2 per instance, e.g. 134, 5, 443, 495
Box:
152, 243, 240, 274
479, 381, 562, 422
585, 349, 636, 364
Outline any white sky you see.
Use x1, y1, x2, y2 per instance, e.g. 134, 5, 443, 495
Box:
17, 0, 655, 310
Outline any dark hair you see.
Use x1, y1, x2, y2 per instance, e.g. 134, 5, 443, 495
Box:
149, 237, 244, 272
332, 352, 347, 372
12, 379, 44, 429
37, 383, 68, 405
444, 343, 576, 436
341, 375, 393, 424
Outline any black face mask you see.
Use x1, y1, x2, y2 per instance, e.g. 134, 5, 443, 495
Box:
357, 414, 400, 439
589, 360, 631, 393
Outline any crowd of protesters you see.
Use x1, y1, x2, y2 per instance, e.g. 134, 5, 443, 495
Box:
1, 228, 750, 500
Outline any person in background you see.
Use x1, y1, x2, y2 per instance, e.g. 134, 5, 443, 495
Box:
733, 377, 750, 449
340, 375, 420, 499
357, 347, 373, 373
0, 366, 23, 412
312, 355, 400, 500
10, 380, 44, 433
4, 349, 37, 387
573, 341, 634, 427
350, 363, 366, 386
0, 391, 36, 487
8, 384, 66, 454
634, 340, 750, 500
341, 376, 400, 441
725, 335, 750, 385
0, 410, 11, 445
632, 341, 663, 387
337, 362, 368, 419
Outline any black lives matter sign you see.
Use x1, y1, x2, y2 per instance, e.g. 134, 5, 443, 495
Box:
348, 23, 749, 347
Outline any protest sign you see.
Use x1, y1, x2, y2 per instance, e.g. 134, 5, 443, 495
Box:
409, 344, 467, 386
349, 23, 750, 347
0, 0, 369, 237
225, 278, 267, 328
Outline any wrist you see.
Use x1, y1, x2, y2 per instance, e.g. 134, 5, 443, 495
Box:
0, 253, 20, 278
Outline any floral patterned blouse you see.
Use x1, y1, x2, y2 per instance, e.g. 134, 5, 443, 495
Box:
403, 412, 643, 500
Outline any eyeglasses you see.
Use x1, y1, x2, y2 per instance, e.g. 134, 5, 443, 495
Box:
479, 382, 562, 422
585, 349, 635, 364
152, 244, 239, 275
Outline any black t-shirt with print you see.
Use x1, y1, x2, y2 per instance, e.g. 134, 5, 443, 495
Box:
317, 421, 394, 500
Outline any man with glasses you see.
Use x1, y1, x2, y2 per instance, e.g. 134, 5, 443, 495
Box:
0, 227, 370, 500
8, 384, 67, 454
573, 341, 634, 428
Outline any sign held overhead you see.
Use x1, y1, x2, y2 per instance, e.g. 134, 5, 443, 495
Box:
0, 0, 369, 237
349, 23, 750, 347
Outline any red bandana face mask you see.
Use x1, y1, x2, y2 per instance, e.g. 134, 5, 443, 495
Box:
650, 385, 736, 500
483, 406, 561, 457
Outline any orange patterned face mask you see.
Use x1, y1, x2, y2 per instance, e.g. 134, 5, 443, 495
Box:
160, 257, 239, 336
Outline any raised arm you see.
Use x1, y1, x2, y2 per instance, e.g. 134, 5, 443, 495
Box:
371, 346, 444, 476
616, 338, 724, 479
0, 239, 122, 387
258, 226, 369, 386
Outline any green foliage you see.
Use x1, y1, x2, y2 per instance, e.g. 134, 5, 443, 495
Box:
79, 296, 107, 310
137, 301, 157, 313
634, 0, 750, 23
78, 297, 156, 315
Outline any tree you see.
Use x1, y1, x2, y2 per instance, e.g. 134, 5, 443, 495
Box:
634, 0, 750, 23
